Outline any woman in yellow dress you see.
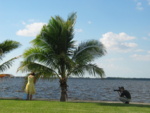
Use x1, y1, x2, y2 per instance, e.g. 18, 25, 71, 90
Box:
25, 72, 36, 100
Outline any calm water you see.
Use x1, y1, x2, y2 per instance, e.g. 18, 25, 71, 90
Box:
0, 77, 150, 103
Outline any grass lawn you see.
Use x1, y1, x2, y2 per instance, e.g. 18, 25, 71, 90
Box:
0, 100, 149, 113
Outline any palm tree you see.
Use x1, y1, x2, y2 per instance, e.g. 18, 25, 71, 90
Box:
18, 13, 106, 101
0, 40, 21, 73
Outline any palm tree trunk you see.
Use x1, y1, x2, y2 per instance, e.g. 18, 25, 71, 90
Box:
59, 78, 68, 102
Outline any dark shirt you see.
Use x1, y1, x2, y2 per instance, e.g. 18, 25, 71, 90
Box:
120, 90, 131, 99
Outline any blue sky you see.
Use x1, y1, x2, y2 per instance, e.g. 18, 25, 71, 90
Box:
0, 0, 150, 78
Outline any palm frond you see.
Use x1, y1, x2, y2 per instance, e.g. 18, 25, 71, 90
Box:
69, 63, 105, 78
0, 40, 21, 55
0, 55, 21, 72
72, 40, 106, 64
18, 61, 59, 78
67, 12, 77, 25
0, 48, 2, 55
31, 13, 76, 57
23, 47, 60, 70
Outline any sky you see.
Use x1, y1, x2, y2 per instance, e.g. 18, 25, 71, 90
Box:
0, 0, 150, 78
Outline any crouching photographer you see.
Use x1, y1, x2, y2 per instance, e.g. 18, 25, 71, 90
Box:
114, 87, 131, 104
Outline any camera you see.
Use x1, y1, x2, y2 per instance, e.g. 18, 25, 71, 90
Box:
114, 87, 121, 91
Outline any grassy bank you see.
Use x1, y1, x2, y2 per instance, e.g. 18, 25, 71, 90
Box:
0, 100, 149, 113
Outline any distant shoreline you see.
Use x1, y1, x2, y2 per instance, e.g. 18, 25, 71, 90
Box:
103, 77, 150, 80
4, 76, 150, 80
69, 77, 150, 80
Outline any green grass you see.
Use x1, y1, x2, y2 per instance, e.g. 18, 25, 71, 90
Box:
0, 100, 149, 113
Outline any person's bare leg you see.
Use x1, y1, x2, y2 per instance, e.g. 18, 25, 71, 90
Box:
29, 95, 32, 100
27, 94, 29, 100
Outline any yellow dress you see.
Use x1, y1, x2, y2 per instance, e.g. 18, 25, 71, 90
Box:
25, 76, 36, 94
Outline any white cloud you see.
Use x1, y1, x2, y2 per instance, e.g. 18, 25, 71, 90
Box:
74, 41, 80, 48
75, 28, 83, 33
22, 21, 26, 25
134, 0, 150, 10
136, 2, 144, 10
121, 42, 137, 48
142, 36, 150, 41
97, 62, 119, 71
131, 54, 150, 61
135, 49, 145, 52
28, 19, 36, 22
104, 58, 124, 62
142, 37, 149, 40
147, 0, 150, 5
100, 32, 137, 52
88, 21, 92, 24
16, 22, 46, 37
148, 51, 150, 54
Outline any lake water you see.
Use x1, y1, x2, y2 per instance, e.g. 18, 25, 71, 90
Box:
0, 77, 150, 103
